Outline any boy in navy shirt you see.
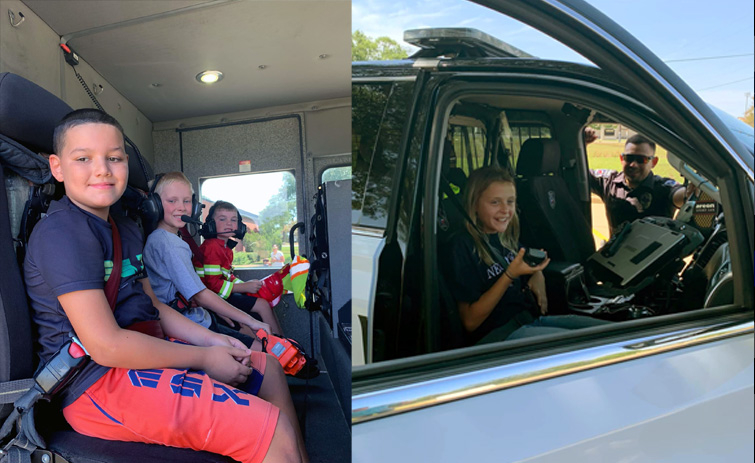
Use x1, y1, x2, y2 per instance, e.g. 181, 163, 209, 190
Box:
24, 109, 307, 462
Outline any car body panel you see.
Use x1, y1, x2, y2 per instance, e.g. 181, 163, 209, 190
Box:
354, 327, 754, 462
352, 229, 385, 366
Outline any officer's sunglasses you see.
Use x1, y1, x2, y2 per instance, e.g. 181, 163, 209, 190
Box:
620, 154, 654, 164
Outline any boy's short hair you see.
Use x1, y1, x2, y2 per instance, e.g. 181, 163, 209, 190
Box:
210, 200, 237, 216
53, 108, 125, 154
154, 171, 193, 196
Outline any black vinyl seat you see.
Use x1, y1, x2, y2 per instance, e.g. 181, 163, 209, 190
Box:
515, 138, 594, 263
0, 72, 229, 462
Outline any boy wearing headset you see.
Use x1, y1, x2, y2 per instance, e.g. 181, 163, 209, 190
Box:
143, 172, 269, 346
197, 201, 283, 336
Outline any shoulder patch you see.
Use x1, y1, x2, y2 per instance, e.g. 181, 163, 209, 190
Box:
662, 178, 678, 188
593, 169, 614, 178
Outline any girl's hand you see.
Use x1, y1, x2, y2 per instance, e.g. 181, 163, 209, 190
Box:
506, 248, 550, 279
528, 271, 548, 315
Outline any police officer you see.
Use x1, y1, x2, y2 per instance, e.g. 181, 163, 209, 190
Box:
587, 132, 692, 235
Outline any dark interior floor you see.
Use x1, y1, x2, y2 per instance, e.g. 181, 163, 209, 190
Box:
279, 295, 351, 463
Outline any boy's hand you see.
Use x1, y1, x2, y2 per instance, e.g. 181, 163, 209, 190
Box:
247, 319, 271, 337
207, 334, 252, 367
207, 332, 247, 350
247, 280, 263, 293
202, 345, 253, 386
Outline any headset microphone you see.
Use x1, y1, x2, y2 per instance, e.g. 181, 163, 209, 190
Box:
181, 215, 202, 225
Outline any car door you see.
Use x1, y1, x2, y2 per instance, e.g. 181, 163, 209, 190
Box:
352, 1, 754, 462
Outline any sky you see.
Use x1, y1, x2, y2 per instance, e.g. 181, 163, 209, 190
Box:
200, 171, 289, 216
352, 0, 754, 118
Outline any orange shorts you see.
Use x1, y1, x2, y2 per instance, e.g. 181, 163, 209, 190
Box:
63, 351, 278, 463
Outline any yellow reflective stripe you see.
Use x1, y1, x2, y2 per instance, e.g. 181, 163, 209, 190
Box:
218, 280, 233, 299
232, 277, 243, 284
221, 268, 232, 278
204, 264, 222, 275
194, 266, 205, 277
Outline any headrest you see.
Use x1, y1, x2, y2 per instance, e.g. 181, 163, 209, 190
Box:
447, 167, 467, 191
516, 138, 561, 177
0, 73, 73, 155
126, 144, 153, 192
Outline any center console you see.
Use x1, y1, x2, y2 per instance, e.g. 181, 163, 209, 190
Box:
544, 217, 704, 320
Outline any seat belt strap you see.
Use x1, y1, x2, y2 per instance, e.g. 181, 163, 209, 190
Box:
104, 216, 122, 311
0, 379, 34, 405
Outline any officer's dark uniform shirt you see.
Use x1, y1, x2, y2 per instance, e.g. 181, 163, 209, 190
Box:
24, 196, 160, 407
448, 232, 533, 345
589, 169, 682, 234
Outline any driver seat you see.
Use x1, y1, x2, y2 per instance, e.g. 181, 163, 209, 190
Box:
515, 138, 594, 263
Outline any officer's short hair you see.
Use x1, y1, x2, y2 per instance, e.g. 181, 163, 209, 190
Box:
625, 134, 656, 154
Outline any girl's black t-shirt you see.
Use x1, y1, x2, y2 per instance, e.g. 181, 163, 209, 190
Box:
447, 232, 533, 344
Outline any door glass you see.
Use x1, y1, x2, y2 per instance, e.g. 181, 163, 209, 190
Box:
200, 171, 298, 268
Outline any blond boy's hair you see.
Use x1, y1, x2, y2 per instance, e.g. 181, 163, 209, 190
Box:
154, 171, 193, 196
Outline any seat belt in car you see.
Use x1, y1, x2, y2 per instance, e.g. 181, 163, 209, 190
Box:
106, 217, 164, 339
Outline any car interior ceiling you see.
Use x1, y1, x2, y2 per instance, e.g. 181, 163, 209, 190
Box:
431, 92, 732, 352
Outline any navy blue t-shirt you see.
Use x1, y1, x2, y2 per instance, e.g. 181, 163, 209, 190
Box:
24, 196, 160, 407
448, 232, 533, 344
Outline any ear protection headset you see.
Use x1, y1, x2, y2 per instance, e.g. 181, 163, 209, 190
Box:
201, 202, 247, 240
140, 173, 202, 227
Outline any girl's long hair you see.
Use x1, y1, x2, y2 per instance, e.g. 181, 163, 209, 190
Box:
463, 166, 520, 266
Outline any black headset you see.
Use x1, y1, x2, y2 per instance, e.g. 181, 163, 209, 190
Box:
200, 202, 247, 240
139, 173, 202, 230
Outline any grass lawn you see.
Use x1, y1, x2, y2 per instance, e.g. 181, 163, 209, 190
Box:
586, 140, 683, 183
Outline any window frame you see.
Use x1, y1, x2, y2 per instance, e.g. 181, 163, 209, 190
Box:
355, 71, 753, 400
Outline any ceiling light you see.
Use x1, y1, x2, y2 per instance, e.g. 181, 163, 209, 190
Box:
196, 70, 223, 84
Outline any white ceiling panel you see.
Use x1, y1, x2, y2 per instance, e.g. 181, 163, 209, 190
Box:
21, 0, 351, 122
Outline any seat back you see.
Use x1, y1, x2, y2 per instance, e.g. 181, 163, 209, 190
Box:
515, 138, 594, 262
0, 72, 71, 421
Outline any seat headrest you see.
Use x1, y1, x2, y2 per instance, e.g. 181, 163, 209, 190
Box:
0, 73, 73, 155
516, 138, 561, 177
447, 167, 467, 191
126, 144, 153, 192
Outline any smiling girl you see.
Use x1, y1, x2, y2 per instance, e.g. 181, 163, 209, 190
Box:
447, 166, 608, 345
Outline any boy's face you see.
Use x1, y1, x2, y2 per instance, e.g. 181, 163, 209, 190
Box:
213, 208, 238, 239
49, 123, 128, 220
159, 181, 193, 232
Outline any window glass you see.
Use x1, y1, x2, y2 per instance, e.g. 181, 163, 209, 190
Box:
352, 81, 414, 228
322, 166, 352, 183
200, 171, 298, 269
502, 110, 553, 167
449, 124, 487, 177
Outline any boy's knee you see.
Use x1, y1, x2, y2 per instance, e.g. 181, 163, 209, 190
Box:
266, 354, 284, 375
263, 414, 300, 463
255, 299, 272, 311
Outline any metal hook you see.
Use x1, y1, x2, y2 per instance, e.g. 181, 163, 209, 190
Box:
8, 9, 25, 27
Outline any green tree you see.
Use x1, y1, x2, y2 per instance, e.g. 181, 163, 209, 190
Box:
352, 30, 408, 61
254, 174, 297, 261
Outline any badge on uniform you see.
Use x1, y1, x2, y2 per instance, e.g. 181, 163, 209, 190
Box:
639, 192, 652, 211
